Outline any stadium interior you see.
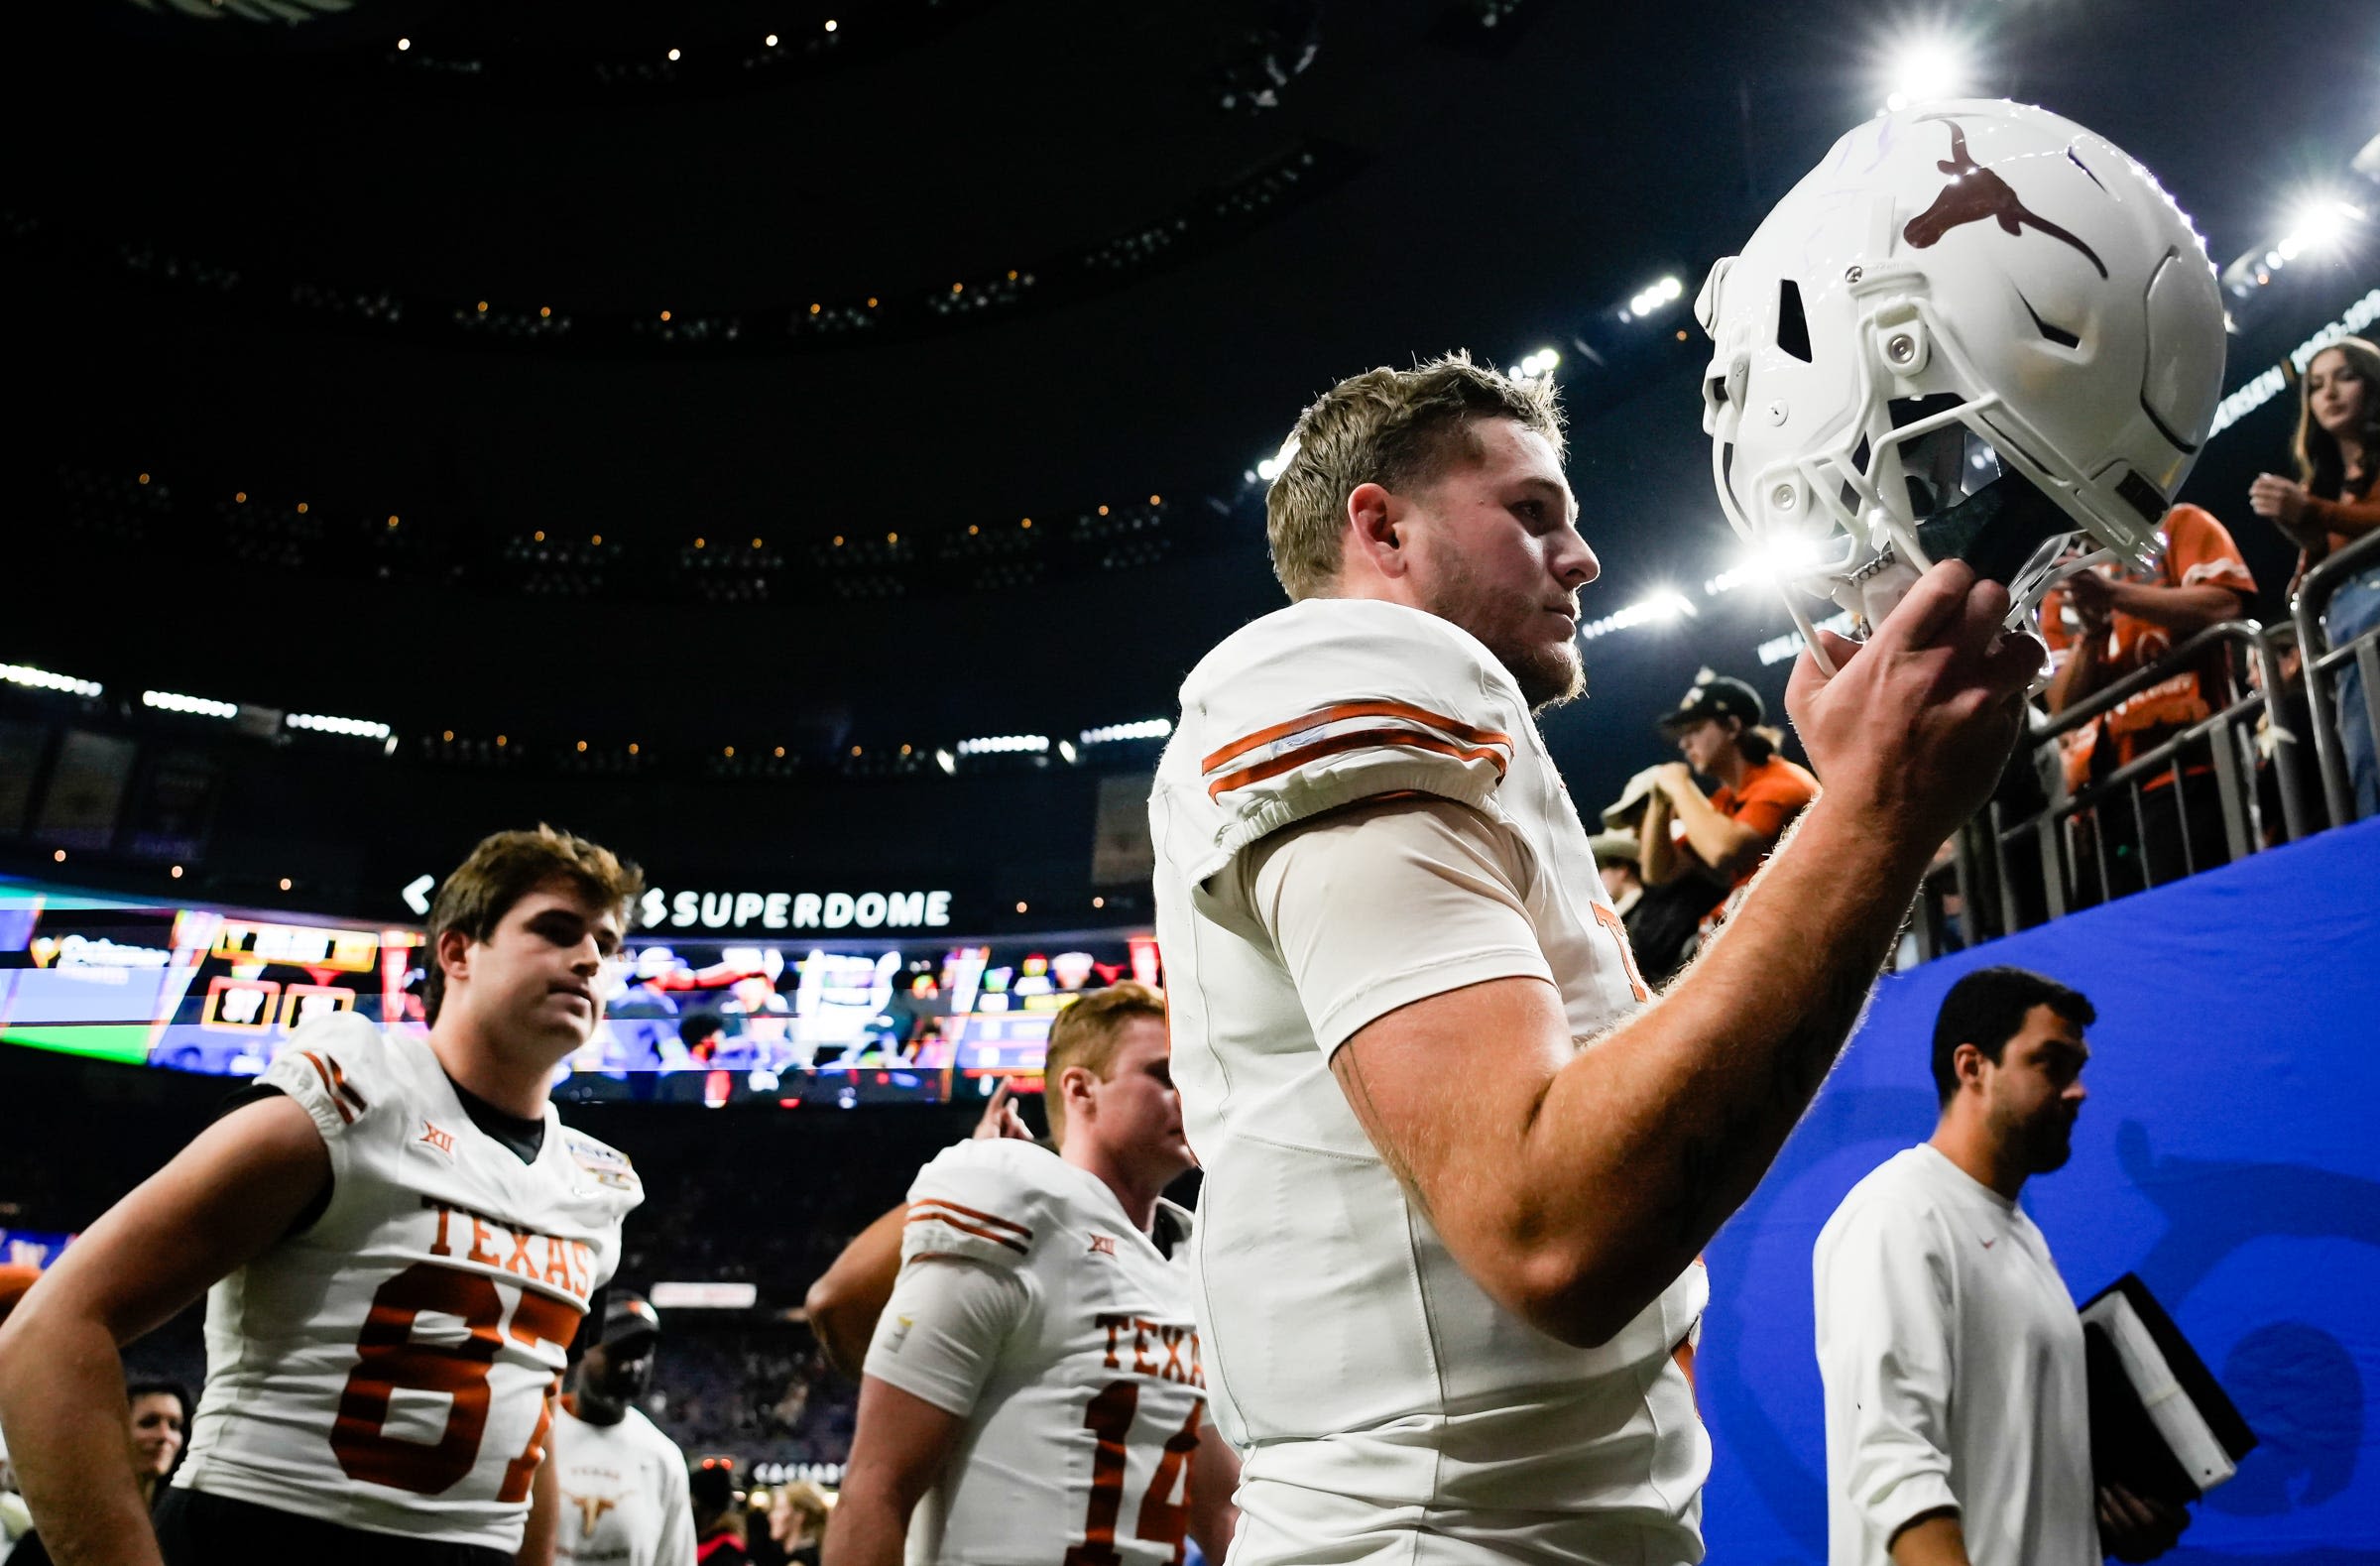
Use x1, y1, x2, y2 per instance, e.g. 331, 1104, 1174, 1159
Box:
2, 1, 2376, 1561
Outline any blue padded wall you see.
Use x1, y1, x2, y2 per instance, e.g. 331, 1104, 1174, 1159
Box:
1699, 818, 2380, 1565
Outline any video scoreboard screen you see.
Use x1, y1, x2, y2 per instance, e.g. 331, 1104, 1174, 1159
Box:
0, 877, 1162, 1106
0, 879, 420, 1074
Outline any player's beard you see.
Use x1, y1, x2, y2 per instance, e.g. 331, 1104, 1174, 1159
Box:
1420, 551, 1586, 711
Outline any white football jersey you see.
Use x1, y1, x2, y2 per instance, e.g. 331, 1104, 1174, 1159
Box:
864, 1140, 1207, 1566
175, 1014, 642, 1549
551, 1403, 696, 1566
1150, 598, 1710, 1563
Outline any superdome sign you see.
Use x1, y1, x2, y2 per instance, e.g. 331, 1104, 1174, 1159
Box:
637, 888, 953, 933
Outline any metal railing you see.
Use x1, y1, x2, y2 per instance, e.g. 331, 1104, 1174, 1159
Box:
1992, 622, 2281, 930
2292, 527, 2380, 827
1910, 532, 2379, 950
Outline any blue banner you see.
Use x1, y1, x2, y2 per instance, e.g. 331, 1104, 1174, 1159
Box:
1701, 818, 2380, 1564
0, 1228, 76, 1270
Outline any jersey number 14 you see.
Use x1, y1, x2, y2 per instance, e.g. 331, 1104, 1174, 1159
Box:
1065, 1380, 1203, 1566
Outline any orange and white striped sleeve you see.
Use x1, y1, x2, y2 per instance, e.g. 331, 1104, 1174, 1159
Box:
1173, 601, 1529, 881
896, 1138, 1056, 1273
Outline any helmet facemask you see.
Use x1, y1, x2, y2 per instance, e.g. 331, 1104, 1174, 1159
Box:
1699, 101, 2226, 677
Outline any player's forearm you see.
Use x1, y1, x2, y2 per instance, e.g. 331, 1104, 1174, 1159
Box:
1509, 797, 1927, 1341
0, 1309, 167, 1566
818, 1483, 911, 1566
1888, 1510, 1970, 1566
805, 1203, 906, 1380
514, 1421, 560, 1566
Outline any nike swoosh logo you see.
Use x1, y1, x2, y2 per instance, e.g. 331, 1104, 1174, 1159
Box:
1981, 1238, 1997, 1249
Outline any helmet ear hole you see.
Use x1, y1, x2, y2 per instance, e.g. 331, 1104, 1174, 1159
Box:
1776, 280, 1814, 363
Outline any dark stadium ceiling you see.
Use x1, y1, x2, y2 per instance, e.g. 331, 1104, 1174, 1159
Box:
8, 0, 2378, 787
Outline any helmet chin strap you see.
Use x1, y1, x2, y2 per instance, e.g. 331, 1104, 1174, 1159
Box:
1911, 471, 2078, 588
1797, 471, 2100, 677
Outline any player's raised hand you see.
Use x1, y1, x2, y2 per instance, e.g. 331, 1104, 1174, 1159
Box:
971, 1078, 1033, 1141
1785, 559, 2041, 851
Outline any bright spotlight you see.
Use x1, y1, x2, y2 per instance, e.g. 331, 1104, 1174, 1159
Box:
2280, 196, 2365, 257
1880, 38, 1968, 112
1254, 434, 1301, 483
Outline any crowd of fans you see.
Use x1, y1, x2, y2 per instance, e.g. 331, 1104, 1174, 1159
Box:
1594, 337, 2379, 954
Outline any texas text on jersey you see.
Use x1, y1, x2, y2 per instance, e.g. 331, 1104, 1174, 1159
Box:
864, 1139, 1206, 1566
173, 1012, 644, 1550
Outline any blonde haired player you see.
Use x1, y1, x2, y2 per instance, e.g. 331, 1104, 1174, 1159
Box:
1150, 352, 2038, 1564
0, 826, 648, 1566
824, 983, 1238, 1566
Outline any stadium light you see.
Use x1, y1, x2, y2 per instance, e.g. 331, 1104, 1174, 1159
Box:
1057, 739, 1079, 763
1080, 717, 1173, 745
1704, 536, 1833, 598
954, 733, 1049, 756
1579, 589, 1698, 642
934, 749, 956, 775
142, 689, 237, 720
1880, 37, 1969, 112
1254, 435, 1301, 484
288, 712, 394, 741
1621, 276, 1684, 321
2277, 195, 2365, 261
1, 663, 102, 698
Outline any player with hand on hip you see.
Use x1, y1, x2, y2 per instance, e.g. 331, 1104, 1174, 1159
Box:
0, 826, 648, 1566
824, 983, 1238, 1566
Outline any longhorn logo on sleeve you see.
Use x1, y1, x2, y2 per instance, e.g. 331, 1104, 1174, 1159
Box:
1904, 118, 2107, 280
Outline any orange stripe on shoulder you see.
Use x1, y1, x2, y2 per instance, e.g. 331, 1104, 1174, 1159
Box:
1200, 700, 1511, 775
906, 1210, 1031, 1256
1207, 727, 1509, 799
907, 1197, 1030, 1237
296, 1051, 356, 1125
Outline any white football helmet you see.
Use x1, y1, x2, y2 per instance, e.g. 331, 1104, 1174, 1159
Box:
1697, 99, 2225, 663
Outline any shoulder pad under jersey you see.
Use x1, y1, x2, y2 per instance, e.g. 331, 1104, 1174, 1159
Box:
1171, 598, 1528, 881
900, 1139, 1066, 1271
257, 1012, 395, 1142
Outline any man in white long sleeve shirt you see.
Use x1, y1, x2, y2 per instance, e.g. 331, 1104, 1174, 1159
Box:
1814, 966, 2187, 1566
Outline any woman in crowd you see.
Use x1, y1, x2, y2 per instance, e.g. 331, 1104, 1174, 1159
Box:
123, 1381, 188, 1513
2251, 335, 2380, 818
5, 1379, 187, 1566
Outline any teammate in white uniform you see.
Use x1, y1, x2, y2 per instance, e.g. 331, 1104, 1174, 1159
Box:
553, 1294, 695, 1566
0, 826, 648, 1565
1150, 354, 2040, 1564
825, 983, 1238, 1566
1816, 966, 2187, 1566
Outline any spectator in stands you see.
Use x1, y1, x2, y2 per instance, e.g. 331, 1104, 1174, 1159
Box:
692, 1460, 752, 1566
2251, 336, 2380, 818
1637, 673, 1819, 938
123, 1381, 186, 1511
1813, 967, 2187, 1566
5, 1379, 188, 1566
1588, 829, 1645, 924
767, 1483, 832, 1566
1600, 782, 1720, 988
2040, 505, 2256, 893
